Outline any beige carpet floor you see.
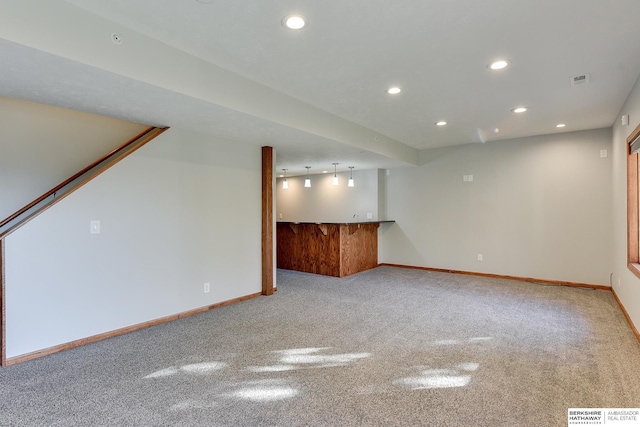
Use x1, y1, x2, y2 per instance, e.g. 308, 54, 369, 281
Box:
1, 266, 638, 426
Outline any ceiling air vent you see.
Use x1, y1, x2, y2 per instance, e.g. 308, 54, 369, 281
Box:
570, 73, 590, 87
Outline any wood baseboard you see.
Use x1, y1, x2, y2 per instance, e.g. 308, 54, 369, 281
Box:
3, 292, 262, 367
379, 263, 611, 290
611, 288, 640, 344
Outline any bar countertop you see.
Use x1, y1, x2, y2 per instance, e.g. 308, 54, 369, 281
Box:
277, 220, 395, 226
276, 220, 391, 277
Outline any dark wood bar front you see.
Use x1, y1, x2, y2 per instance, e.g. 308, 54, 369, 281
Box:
276, 222, 388, 277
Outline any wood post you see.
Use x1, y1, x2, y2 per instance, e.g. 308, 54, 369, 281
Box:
261, 147, 274, 295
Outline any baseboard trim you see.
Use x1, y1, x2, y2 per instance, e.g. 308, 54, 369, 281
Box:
379, 263, 611, 291
3, 292, 262, 367
611, 288, 640, 344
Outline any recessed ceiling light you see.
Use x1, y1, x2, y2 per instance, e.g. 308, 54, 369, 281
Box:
489, 59, 510, 70
556, 123, 566, 128
436, 121, 447, 126
512, 107, 528, 113
282, 14, 305, 30
387, 87, 401, 95
322, 170, 328, 174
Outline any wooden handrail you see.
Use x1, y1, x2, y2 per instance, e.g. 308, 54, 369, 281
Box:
0, 126, 167, 232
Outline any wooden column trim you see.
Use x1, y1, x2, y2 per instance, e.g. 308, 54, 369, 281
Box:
261, 146, 274, 296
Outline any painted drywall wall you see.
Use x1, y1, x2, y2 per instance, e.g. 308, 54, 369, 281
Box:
0, 96, 147, 221
4, 127, 262, 358
380, 128, 613, 286
276, 169, 380, 223
612, 73, 640, 332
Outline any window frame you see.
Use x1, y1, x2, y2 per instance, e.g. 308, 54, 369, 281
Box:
627, 122, 640, 279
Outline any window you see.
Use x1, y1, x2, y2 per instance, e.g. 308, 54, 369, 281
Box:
627, 122, 640, 278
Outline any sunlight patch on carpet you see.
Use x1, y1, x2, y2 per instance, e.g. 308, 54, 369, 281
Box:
394, 363, 479, 390
431, 336, 493, 346
181, 362, 227, 375
144, 361, 227, 379
273, 347, 371, 368
229, 380, 299, 402
144, 366, 179, 379
247, 365, 298, 373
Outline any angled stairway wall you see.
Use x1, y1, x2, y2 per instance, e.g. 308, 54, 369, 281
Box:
2, 126, 262, 364
0, 96, 149, 222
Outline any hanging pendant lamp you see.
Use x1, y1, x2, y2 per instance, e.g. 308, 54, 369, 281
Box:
304, 166, 311, 187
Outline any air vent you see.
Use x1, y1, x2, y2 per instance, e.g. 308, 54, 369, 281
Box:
570, 74, 590, 87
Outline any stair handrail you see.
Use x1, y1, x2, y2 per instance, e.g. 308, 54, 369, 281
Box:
0, 126, 167, 236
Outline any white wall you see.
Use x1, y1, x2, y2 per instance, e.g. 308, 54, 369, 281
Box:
0, 96, 148, 221
380, 128, 613, 286
4, 128, 262, 359
276, 169, 380, 223
612, 74, 640, 331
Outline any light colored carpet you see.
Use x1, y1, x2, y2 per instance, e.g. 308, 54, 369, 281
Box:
1, 266, 638, 426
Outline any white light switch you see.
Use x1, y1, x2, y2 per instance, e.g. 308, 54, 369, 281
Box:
90, 220, 100, 234
600, 149, 608, 158
477, 253, 483, 262
367, 213, 373, 220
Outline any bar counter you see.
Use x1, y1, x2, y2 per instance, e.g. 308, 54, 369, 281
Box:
276, 221, 394, 277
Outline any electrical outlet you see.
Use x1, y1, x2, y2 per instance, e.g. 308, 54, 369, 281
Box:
477, 254, 483, 262
204, 282, 210, 293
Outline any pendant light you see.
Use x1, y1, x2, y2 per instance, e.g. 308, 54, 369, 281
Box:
332, 163, 339, 185
282, 169, 288, 189
304, 166, 311, 187
348, 166, 355, 187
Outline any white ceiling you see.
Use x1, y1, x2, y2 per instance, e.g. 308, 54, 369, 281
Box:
2, 0, 640, 176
